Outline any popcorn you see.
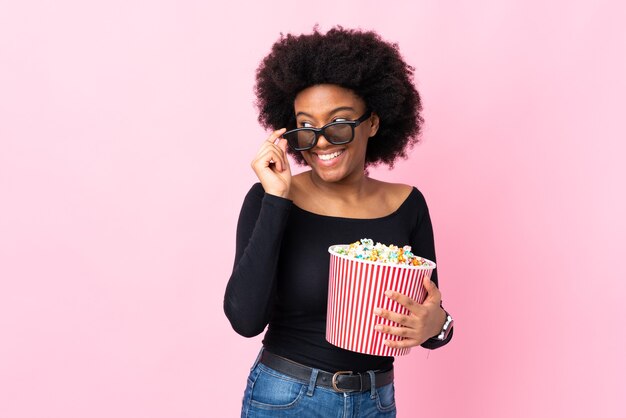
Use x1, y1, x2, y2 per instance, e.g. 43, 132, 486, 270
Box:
327, 240, 436, 356
334, 238, 432, 267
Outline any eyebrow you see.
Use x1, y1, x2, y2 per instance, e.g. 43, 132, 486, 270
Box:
296, 106, 357, 118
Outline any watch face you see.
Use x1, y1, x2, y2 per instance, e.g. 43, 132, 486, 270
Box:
439, 315, 453, 340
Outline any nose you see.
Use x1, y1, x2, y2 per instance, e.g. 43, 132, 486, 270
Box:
313, 132, 331, 149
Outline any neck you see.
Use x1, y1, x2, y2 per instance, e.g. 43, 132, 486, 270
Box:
307, 169, 371, 202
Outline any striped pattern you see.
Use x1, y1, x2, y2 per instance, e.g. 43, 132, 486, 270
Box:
326, 245, 435, 357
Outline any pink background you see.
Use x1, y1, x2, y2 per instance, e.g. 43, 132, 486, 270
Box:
1, 1, 624, 417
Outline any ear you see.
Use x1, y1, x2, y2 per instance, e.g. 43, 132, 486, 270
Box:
368, 112, 380, 138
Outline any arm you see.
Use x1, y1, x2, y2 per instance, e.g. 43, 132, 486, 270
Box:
410, 189, 453, 349
224, 128, 293, 337
223, 183, 292, 337
373, 188, 454, 350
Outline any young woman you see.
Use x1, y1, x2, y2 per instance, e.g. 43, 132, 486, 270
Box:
224, 27, 454, 417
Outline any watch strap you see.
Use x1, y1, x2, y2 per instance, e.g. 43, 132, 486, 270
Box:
431, 310, 453, 341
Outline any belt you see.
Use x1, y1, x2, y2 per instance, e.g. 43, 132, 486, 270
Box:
259, 350, 394, 393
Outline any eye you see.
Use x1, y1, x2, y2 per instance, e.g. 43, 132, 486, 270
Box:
333, 117, 348, 122
300, 121, 314, 128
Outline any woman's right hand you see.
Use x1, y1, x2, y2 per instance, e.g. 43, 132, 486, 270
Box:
251, 128, 292, 198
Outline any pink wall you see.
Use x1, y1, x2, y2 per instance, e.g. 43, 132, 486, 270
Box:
1, 1, 624, 417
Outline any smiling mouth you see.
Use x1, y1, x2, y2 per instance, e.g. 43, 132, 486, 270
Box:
315, 150, 344, 161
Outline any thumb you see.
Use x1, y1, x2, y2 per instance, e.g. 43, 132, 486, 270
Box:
423, 274, 441, 302
278, 139, 291, 171
423, 274, 437, 296
278, 137, 289, 153
423, 274, 435, 290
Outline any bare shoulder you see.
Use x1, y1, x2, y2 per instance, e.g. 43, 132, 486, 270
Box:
370, 179, 413, 201
366, 179, 414, 214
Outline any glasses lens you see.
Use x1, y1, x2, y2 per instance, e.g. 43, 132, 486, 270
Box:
284, 129, 316, 150
324, 123, 353, 144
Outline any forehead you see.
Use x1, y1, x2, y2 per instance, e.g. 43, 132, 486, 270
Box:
294, 84, 365, 116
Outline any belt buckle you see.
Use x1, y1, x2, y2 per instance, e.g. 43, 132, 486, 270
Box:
332, 370, 357, 393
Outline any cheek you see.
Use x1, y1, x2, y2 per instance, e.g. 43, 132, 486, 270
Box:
352, 138, 369, 155
300, 151, 313, 163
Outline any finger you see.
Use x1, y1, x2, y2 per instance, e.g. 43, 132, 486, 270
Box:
374, 322, 413, 338
256, 138, 284, 158
423, 274, 438, 291
423, 277, 442, 303
277, 137, 288, 155
256, 139, 287, 166
373, 307, 413, 327
276, 138, 291, 173
266, 128, 287, 144
383, 338, 420, 349
253, 150, 281, 173
383, 290, 420, 313
373, 321, 422, 348
260, 148, 285, 172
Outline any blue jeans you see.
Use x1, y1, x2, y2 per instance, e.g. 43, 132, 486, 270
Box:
240, 351, 396, 417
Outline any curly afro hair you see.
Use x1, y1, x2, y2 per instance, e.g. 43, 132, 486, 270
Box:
254, 26, 423, 168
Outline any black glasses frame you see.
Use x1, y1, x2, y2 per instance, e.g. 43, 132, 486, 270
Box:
282, 110, 372, 151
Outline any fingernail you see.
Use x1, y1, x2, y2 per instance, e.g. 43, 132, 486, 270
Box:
373, 308, 382, 315
385, 290, 393, 297
374, 324, 382, 331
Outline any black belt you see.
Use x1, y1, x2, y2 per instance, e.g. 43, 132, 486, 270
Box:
259, 350, 394, 393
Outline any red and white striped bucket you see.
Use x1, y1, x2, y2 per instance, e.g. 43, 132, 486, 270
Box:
326, 245, 436, 356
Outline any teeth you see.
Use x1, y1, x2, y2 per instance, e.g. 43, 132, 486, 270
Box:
317, 150, 343, 161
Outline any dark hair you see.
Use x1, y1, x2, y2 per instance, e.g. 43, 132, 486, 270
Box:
254, 26, 423, 168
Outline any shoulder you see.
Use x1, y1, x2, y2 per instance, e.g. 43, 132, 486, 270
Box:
367, 179, 431, 215
368, 179, 415, 204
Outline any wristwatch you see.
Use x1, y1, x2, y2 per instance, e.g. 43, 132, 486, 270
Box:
432, 310, 454, 341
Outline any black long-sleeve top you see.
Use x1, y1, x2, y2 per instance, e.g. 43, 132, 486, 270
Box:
224, 183, 453, 372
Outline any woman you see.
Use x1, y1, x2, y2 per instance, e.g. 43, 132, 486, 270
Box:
224, 27, 453, 417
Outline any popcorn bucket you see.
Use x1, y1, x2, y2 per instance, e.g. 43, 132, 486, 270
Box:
326, 245, 436, 356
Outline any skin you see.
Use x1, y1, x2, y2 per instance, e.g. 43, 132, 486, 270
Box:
251, 83, 447, 347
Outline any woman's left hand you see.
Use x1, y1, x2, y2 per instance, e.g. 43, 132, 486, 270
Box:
373, 275, 447, 349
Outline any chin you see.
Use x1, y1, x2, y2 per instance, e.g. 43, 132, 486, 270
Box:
315, 171, 345, 183
306, 163, 340, 182
313, 166, 363, 184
